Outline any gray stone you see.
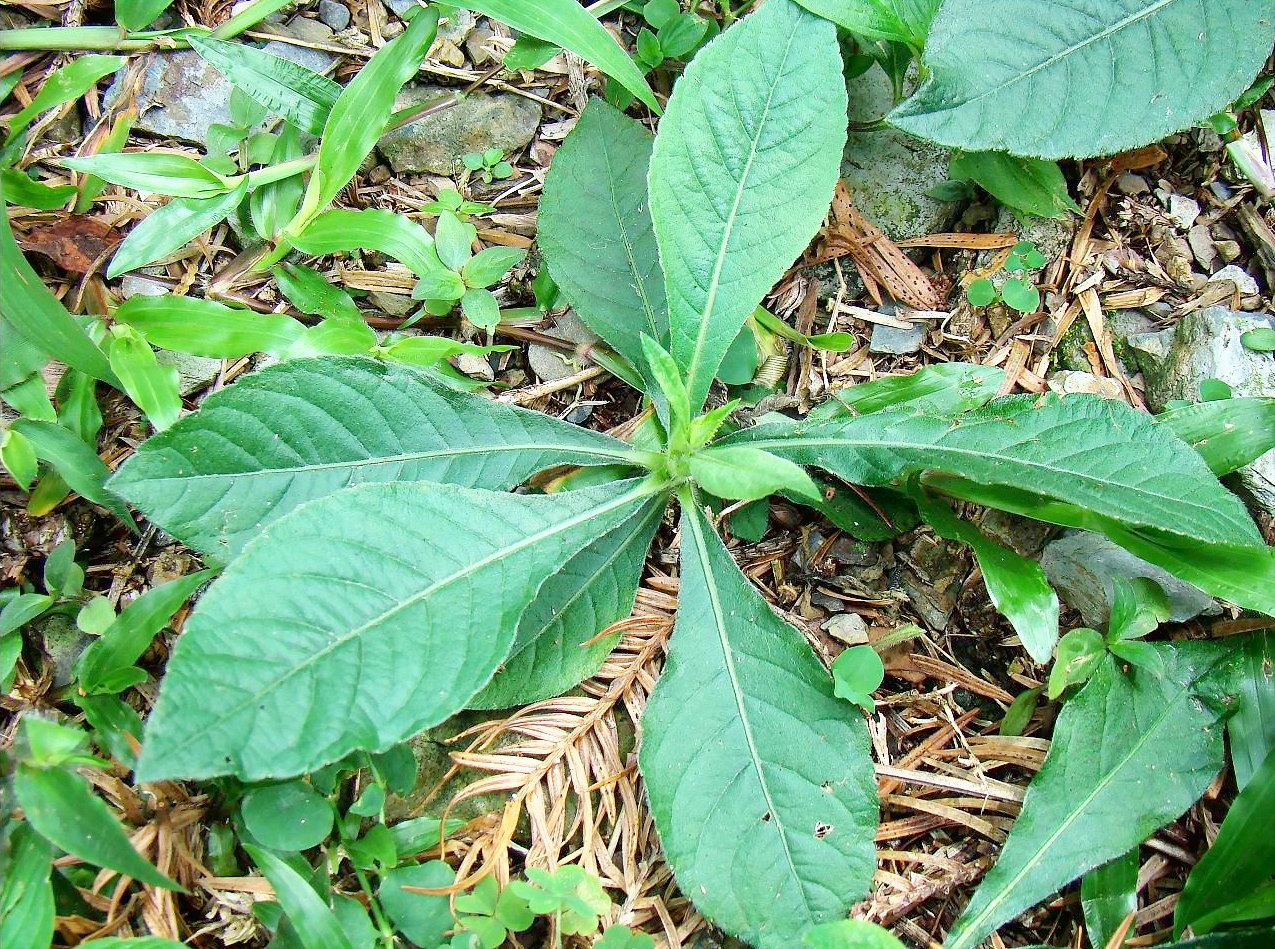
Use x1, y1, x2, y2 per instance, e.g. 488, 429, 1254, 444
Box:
1167, 193, 1201, 231
528, 310, 597, 382
119, 274, 170, 298
437, 8, 476, 44
840, 67, 957, 240
279, 15, 335, 46
869, 321, 926, 355
1208, 264, 1260, 297
1046, 370, 1123, 399
156, 351, 224, 396
104, 38, 337, 145
378, 83, 541, 174
382, 0, 418, 18
368, 291, 417, 316
1187, 224, 1217, 270
1128, 306, 1275, 516
318, 0, 351, 31
1115, 172, 1150, 196
1041, 531, 1219, 628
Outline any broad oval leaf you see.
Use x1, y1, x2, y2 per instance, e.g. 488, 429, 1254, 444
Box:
946, 643, 1234, 949
640, 500, 878, 947
110, 357, 646, 558
471, 498, 663, 709
889, 0, 1275, 159
795, 0, 937, 46
136, 478, 660, 781
726, 393, 1265, 550
539, 97, 666, 374
651, 0, 846, 411
290, 208, 443, 277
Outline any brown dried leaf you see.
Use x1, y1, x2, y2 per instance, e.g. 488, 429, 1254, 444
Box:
19, 215, 122, 274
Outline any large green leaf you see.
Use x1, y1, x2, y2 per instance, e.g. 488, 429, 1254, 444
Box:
1229, 631, 1275, 790
889, 0, 1275, 159
1155, 397, 1275, 477
946, 643, 1234, 949
135, 478, 661, 781
650, 0, 846, 411
538, 98, 665, 376
639, 497, 878, 948
725, 393, 1265, 551
794, 0, 937, 46
464, 0, 659, 113
110, 357, 646, 558
1176, 746, 1275, 936
471, 497, 662, 709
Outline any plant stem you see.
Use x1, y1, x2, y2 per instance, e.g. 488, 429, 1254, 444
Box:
336, 818, 396, 948
243, 155, 316, 189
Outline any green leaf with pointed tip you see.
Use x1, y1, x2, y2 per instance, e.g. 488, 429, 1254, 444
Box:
62, 152, 234, 199
0, 825, 54, 949
1156, 397, 1275, 476
244, 845, 352, 949
108, 327, 182, 431
912, 488, 1058, 662
947, 643, 1233, 949
115, 294, 306, 358
5, 56, 125, 139
14, 763, 181, 890
539, 98, 666, 376
794, 0, 937, 45
465, 0, 658, 113
1, 169, 77, 210
1081, 849, 1139, 949
190, 36, 340, 136
640, 500, 878, 948
809, 364, 1005, 422
726, 393, 1266, 551
948, 151, 1080, 219
116, 0, 175, 31
652, 0, 846, 411
889, 0, 1275, 159
690, 445, 820, 503
10, 419, 132, 526
110, 357, 645, 557
290, 208, 443, 277
107, 181, 249, 278
136, 478, 658, 780
1229, 631, 1275, 792
472, 497, 662, 709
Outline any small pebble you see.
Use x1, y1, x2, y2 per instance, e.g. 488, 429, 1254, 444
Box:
1187, 224, 1217, 270
1115, 172, 1149, 195
317, 0, 350, 31
868, 321, 926, 355
1167, 193, 1201, 231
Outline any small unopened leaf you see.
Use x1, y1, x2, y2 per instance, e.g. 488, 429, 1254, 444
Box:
1047, 628, 1105, 699
461, 246, 524, 288
690, 445, 820, 503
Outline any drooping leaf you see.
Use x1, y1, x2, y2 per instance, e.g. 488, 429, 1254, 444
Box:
190, 36, 341, 136
1156, 397, 1275, 476
107, 181, 249, 278
1229, 631, 1275, 791
290, 208, 443, 277
640, 498, 878, 948
465, 0, 659, 113
472, 497, 662, 709
243, 845, 352, 949
0, 825, 54, 949
107, 327, 183, 431
650, 0, 846, 411
115, 293, 307, 358
135, 478, 660, 780
794, 0, 937, 46
1081, 848, 1139, 949
1176, 745, 1275, 936
948, 151, 1081, 219
946, 643, 1234, 949
538, 98, 666, 375
1, 169, 77, 210
10, 419, 132, 525
912, 488, 1059, 662
110, 357, 647, 558
14, 763, 181, 890
889, 0, 1275, 159
5, 56, 125, 140
289, 9, 438, 233
727, 393, 1266, 551
62, 152, 235, 199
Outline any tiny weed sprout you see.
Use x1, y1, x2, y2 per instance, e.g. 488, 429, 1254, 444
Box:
3, 0, 1275, 947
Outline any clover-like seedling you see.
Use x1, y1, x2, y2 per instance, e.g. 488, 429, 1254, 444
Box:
507, 865, 612, 936
462, 147, 514, 183
831, 643, 885, 713
966, 240, 1046, 313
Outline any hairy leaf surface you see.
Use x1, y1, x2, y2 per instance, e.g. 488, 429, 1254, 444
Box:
111, 357, 645, 558
947, 644, 1233, 949
136, 479, 659, 781
889, 0, 1275, 159
640, 498, 878, 947
539, 98, 666, 375
651, 0, 846, 411
472, 498, 663, 709
726, 394, 1265, 550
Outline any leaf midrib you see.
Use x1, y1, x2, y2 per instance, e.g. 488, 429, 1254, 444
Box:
928, 0, 1178, 111
948, 659, 1214, 949
683, 498, 812, 919
681, 19, 802, 405
600, 132, 662, 342
144, 480, 661, 775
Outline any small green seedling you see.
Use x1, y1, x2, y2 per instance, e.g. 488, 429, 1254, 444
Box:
462, 147, 514, 183
1241, 327, 1275, 352
422, 187, 496, 220
507, 865, 612, 936
412, 209, 525, 331
831, 643, 885, 713
966, 240, 1046, 313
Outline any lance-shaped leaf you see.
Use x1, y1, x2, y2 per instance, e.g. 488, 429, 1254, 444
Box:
472, 497, 663, 709
946, 643, 1234, 949
725, 393, 1266, 551
888, 0, 1275, 159
1155, 397, 1275, 476
650, 0, 846, 411
110, 357, 647, 558
539, 98, 666, 375
808, 363, 1006, 421
107, 181, 249, 278
290, 208, 443, 277
794, 0, 938, 46
640, 497, 878, 948
136, 478, 660, 781
1228, 631, 1275, 791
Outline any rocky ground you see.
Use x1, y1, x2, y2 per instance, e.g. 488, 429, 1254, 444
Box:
2, 2, 1274, 947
